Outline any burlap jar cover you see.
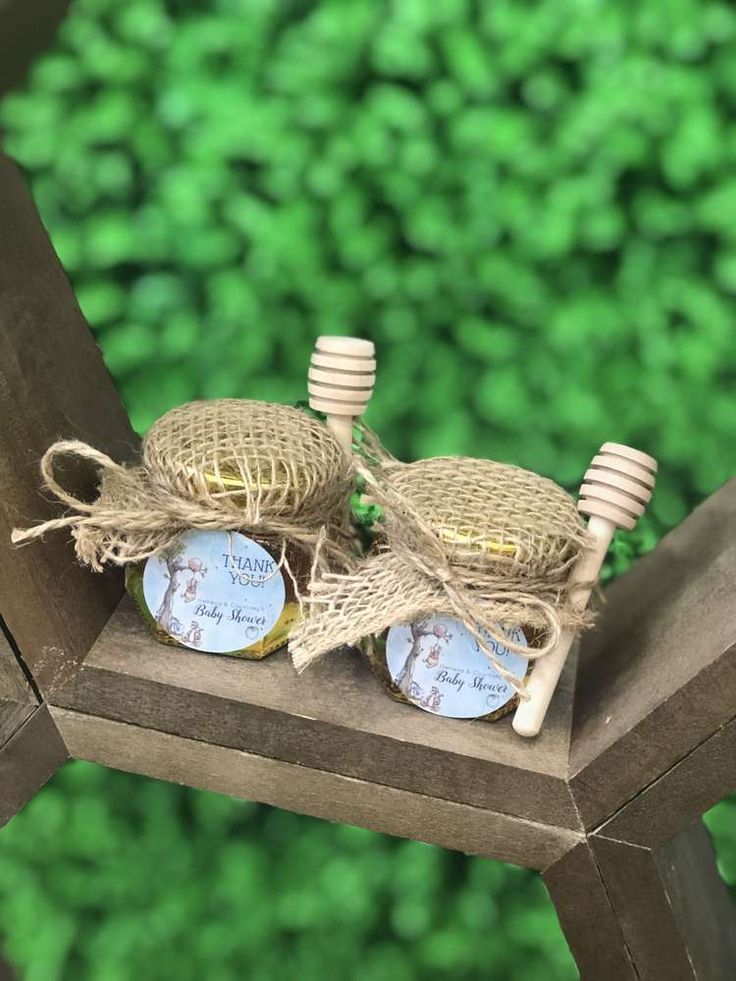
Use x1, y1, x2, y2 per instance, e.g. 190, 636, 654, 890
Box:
13, 399, 356, 654
290, 455, 594, 719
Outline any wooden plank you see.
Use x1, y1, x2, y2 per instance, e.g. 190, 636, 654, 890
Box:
0, 706, 67, 827
542, 841, 637, 981
592, 823, 736, 981
600, 716, 736, 847
0, 696, 33, 752
50, 707, 582, 870
571, 478, 736, 828
51, 597, 581, 829
0, 0, 70, 95
0, 151, 137, 696
0, 624, 31, 703
0, 621, 36, 748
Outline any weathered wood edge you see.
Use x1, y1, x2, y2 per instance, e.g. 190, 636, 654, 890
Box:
542, 840, 637, 981
0, 706, 68, 827
570, 643, 736, 830
591, 824, 736, 981
597, 714, 736, 848
49, 598, 581, 831
0, 150, 137, 695
0, 699, 35, 753
571, 477, 736, 828
51, 665, 579, 831
49, 706, 582, 870
0, 622, 36, 749
0, 0, 70, 96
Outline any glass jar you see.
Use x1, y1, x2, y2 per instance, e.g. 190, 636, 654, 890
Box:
125, 468, 311, 659
362, 530, 537, 721
363, 624, 537, 722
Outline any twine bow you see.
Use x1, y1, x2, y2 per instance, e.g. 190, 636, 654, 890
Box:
290, 458, 593, 696
12, 400, 356, 577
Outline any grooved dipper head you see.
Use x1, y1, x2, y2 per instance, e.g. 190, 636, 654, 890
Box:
308, 336, 376, 418
578, 442, 657, 531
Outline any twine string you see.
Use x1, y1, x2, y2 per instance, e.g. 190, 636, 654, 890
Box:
12, 400, 356, 577
290, 454, 594, 690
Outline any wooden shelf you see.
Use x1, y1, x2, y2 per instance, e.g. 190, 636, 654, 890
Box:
570, 475, 736, 828
0, 627, 35, 749
2, 145, 735, 980
49, 596, 582, 867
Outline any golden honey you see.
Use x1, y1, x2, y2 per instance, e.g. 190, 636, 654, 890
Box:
126, 468, 310, 659
366, 535, 535, 721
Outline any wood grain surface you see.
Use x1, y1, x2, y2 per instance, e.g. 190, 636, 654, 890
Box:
0, 622, 35, 748
599, 716, 736, 847
0, 151, 137, 695
543, 840, 637, 981
591, 823, 736, 981
0, 706, 67, 827
51, 707, 581, 870
51, 596, 582, 829
572, 477, 736, 827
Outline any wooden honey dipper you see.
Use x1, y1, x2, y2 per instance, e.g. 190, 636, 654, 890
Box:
512, 442, 658, 738
308, 336, 376, 454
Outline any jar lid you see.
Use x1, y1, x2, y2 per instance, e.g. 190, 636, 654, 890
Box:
383, 456, 586, 579
142, 399, 351, 517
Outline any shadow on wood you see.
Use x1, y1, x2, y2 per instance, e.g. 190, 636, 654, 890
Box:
592, 821, 736, 981
0, 706, 67, 828
0, 621, 36, 750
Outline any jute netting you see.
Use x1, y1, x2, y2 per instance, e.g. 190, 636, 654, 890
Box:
290, 455, 594, 694
13, 399, 354, 573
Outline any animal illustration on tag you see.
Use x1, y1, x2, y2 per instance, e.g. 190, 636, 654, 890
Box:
182, 556, 207, 603
168, 617, 184, 638
395, 620, 453, 694
419, 687, 443, 712
183, 620, 204, 647
423, 642, 443, 669
155, 540, 208, 630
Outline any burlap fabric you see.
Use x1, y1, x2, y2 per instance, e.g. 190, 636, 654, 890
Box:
290, 456, 594, 694
12, 399, 354, 577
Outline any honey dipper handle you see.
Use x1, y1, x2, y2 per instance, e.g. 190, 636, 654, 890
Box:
325, 415, 355, 455
512, 442, 657, 738
512, 516, 614, 738
308, 336, 376, 454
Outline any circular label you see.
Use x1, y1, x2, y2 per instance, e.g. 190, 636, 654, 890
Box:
142, 529, 286, 654
385, 616, 528, 718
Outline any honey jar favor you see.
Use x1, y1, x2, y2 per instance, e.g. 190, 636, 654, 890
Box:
121, 403, 330, 658
12, 398, 357, 659
291, 455, 593, 721
13, 335, 378, 661
125, 520, 310, 659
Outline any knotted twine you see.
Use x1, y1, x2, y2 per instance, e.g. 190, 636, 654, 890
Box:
290, 456, 594, 696
12, 400, 355, 586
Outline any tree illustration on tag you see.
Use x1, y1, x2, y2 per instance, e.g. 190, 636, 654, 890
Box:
386, 616, 528, 719
142, 529, 286, 654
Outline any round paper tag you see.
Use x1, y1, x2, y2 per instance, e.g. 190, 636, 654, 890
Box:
385, 616, 528, 718
142, 529, 286, 654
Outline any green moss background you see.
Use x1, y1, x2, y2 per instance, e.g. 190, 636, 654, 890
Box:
1, 0, 735, 977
